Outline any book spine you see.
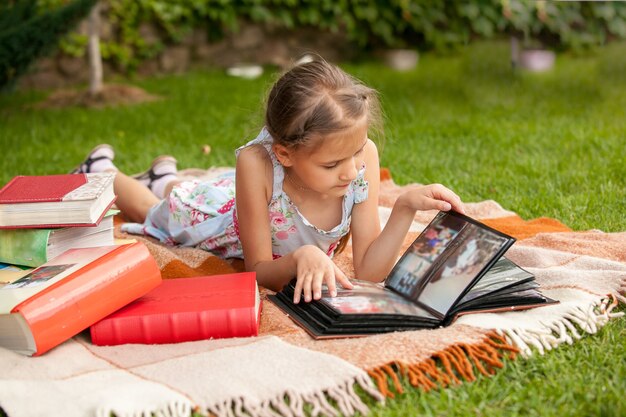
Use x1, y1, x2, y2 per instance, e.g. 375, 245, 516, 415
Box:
14, 243, 162, 355
0, 229, 50, 267
91, 307, 258, 345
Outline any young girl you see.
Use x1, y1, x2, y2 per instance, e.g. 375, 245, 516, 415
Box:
74, 59, 465, 303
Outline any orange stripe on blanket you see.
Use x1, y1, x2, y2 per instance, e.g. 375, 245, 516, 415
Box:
367, 332, 519, 397
379, 167, 393, 182
482, 215, 571, 240
161, 256, 238, 279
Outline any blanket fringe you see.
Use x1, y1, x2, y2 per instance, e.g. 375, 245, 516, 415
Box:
499, 294, 624, 358
618, 279, 626, 304
366, 332, 518, 398
204, 373, 384, 417
97, 400, 192, 417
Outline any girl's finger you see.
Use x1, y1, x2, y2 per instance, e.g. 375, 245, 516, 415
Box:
452, 200, 465, 214
430, 187, 464, 213
333, 264, 354, 290
441, 190, 465, 213
311, 270, 326, 300
301, 273, 314, 303
293, 275, 305, 304
324, 267, 337, 297
422, 197, 452, 212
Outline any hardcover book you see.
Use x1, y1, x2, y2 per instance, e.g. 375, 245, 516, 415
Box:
0, 242, 162, 355
269, 211, 557, 339
0, 172, 116, 228
0, 210, 116, 267
90, 272, 261, 346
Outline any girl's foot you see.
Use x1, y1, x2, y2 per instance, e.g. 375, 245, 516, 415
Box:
131, 155, 178, 199
71, 144, 117, 174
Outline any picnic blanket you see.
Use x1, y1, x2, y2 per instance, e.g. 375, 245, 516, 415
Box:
1, 169, 624, 417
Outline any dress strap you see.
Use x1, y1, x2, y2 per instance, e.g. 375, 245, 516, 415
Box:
352, 163, 369, 204
236, 127, 284, 198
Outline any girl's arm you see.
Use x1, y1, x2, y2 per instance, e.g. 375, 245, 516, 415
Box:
350, 141, 464, 282
236, 146, 351, 302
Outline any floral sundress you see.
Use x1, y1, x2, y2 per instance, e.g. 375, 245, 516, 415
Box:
121, 128, 369, 259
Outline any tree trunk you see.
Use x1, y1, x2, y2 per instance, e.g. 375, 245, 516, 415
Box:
88, 1, 103, 96
510, 36, 520, 69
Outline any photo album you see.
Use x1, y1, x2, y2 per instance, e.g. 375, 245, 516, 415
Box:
269, 210, 558, 339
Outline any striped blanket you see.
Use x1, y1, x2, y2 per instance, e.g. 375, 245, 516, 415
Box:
1, 170, 624, 417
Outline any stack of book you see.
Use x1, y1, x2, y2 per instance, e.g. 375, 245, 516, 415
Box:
0, 173, 262, 356
0, 173, 118, 268
0, 173, 162, 356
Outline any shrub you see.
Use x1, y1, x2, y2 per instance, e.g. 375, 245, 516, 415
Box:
0, 0, 97, 90
40, 0, 626, 72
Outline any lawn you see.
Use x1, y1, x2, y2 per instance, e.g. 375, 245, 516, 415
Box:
1, 41, 625, 416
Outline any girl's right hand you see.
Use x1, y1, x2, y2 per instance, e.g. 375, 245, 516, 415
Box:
398, 183, 465, 214
292, 245, 354, 304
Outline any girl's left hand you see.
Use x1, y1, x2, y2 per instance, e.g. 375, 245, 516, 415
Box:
291, 245, 354, 304
398, 183, 465, 214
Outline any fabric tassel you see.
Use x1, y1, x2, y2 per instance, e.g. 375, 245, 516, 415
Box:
367, 332, 517, 397
501, 295, 624, 358
203, 373, 381, 417
98, 401, 192, 417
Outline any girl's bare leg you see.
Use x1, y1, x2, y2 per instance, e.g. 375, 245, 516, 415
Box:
111, 171, 160, 223
163, 179, 184, 200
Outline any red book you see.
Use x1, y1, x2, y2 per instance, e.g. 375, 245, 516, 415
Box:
0, 173, 116, 228
90, 272, 261, 346
0, 242, 162, 356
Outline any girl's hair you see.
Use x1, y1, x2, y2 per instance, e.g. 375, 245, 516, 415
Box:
265, 58, 382, 149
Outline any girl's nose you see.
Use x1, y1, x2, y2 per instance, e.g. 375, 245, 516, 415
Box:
340, 159, 359, 181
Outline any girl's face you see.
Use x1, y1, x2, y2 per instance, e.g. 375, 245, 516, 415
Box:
276, 118, 369, 199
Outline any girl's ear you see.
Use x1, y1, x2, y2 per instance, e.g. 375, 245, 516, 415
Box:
272, 144, 294, 167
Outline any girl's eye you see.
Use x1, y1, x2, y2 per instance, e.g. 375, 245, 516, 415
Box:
323, 164, 338, 169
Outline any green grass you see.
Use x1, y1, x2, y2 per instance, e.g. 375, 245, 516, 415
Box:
1, 41, 625, 416
365, 312, 626, 417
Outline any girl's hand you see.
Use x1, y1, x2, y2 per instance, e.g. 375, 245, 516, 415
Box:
292, 245, 354, 304
398, 183, 465, 214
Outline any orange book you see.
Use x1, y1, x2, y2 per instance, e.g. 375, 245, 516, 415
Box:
90, 272, 261, 346
0, 242, 161, 356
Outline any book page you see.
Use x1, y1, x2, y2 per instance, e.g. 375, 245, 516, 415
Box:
415, 225, 509, 315
456, 257, 534, 304
319, 280, 436, 318
384, 211, 512, 317
385, 212, 464, 297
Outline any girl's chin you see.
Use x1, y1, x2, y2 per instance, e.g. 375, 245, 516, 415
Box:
331, 186, 351, 197
315, 188, 349, 199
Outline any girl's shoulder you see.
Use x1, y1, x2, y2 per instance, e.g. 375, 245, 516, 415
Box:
236, 144, 274, 203
364, 138, 379, 158
362, 138, 380, 178
236, 143, 273, 167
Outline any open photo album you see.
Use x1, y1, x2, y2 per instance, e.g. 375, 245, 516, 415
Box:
269, 210, 558, 339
